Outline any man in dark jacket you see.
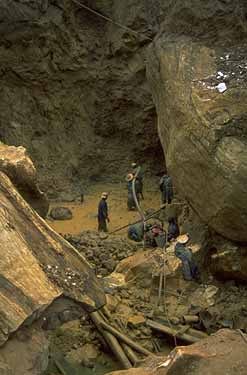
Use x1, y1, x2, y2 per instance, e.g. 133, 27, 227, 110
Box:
128, 222, 144, 242
98, 192, 109, 232
126, 173, 137, 210
167, 217, 180, 242
159, 174, 173, 204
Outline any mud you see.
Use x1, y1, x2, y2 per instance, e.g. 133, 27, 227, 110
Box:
47, 181, 161, 235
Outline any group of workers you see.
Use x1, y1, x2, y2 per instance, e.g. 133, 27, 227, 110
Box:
97, 163, 199, 282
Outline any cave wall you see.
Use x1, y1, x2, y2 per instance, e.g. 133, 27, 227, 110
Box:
0, 0, 165, 199
146, 0, 247, 242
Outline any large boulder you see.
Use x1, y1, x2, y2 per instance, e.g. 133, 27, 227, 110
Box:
0, 324, 49, 375
49, 206, 73, 220
0, 171, 105, 348
106, 329, 247, 375
0, 144, 48, 217
146, 1, 247, 242
209, 235, 247, 281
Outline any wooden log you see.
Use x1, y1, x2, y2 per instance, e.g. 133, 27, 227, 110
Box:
90, 311, 132, 369
103, 330, 132, 369
146, 319, 202, 344
183, 315, 199, 324
99, 320, 153, 356
187, 327, 208, 339
122, 343, 139, 365
155, 316, 208, 340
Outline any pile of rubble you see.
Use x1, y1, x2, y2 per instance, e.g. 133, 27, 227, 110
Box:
64, 231, 140, 276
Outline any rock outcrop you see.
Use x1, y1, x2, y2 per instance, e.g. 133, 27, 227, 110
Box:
147, 1, 247, 242
0, 143, 48, 217
0, 171, 105, 347
0, 324, 49, 375
106, 329, 247, 375
0, 0, 164, 199
208, 235, 247, 281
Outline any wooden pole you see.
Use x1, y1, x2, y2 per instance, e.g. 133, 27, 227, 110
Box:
146, 319, 202, 344
90, 312, 132, 369
99, 320, 153, 356
122, 343, 139, 365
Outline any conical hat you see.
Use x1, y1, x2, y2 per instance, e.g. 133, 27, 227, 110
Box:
126, 173, 134, 182
177, 234, 189, 244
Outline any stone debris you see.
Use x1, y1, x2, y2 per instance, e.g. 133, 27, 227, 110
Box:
49, 207, 73, 220
64, 231, 139, 276
107, 329, 247, 375
216, 82, 227, 92
44, 265, 85, 293
127, 314, 146, 328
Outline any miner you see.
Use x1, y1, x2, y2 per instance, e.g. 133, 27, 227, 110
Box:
167, 217, 180, 242
126, 173, 137, 210
131, 162, 144, 200
159, 173, 173, 204
128, 221, 144, 242
175, 234, 199, 281
98, 192, 110, 232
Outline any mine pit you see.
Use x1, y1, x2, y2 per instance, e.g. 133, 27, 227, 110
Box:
0, 1, 247, 375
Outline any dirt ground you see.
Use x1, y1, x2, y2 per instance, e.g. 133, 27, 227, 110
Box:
47, 181, 161, 236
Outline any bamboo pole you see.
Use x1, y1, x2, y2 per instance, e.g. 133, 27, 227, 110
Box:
154, 316, 208, 340
146, 319, 202, 344
122, 343, 139, 365
99, 320, 153, 356
90, 312, 132, 369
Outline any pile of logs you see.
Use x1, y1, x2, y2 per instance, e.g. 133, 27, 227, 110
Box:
90, 310, 153, 369
146, 318, 208, 344
89, 310, 208, 369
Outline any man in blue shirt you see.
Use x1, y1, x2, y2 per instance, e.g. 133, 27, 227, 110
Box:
98, 192, 109, 232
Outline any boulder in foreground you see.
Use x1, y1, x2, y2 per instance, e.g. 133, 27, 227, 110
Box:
0, 171, 105, 346
106, 329, 247, 375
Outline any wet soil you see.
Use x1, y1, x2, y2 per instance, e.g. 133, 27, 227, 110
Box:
47, 181, 161, 235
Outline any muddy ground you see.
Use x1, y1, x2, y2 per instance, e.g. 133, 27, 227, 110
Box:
45, 182, 247, 374
47, 180, 161, 235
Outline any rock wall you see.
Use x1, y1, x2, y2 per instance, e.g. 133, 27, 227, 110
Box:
0, 0, 164, 199
147, 1, 247, 242
1, 0, 247, 243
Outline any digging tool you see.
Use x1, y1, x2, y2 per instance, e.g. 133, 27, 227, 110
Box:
156, 230, 168, 307
131, 166, 146, 248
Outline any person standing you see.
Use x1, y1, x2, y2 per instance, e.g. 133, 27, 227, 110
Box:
98, 192, 110, 232
126, 173, 136, 210
159, 174, 173, 204
131, 162, 144, 200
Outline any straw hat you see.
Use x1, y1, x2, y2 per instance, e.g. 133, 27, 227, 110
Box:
176, 234, 189, 244
101, 192, 108, 199
126, 173, 134, 182
131, 162, 137, 168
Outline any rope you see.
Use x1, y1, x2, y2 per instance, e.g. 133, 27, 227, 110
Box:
71, 0, 153, 41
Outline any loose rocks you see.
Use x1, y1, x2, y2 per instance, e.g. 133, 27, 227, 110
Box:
50, 207, 73, 220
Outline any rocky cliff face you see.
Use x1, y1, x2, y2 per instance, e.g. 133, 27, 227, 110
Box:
147, 1, 247, 242
0, 0, 164, 199
1, 1, 247, 244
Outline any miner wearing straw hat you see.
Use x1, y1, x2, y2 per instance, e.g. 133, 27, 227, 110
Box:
97, 192, 110, 232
